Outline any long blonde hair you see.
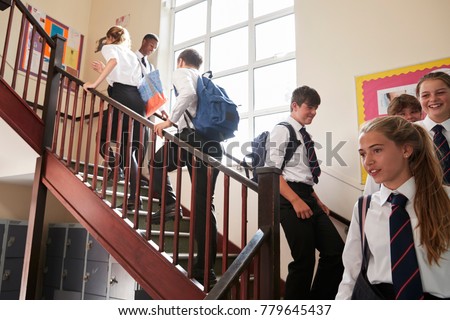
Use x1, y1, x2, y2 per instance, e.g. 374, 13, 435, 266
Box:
360, 116, 450, 264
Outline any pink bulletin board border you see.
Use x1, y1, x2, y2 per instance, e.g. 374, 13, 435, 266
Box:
355, 57, 450, 184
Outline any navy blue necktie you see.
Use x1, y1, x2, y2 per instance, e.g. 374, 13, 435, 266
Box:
299, 127, 321, 184
431, 125, 450, 184
388, 193, 424, 300
141, 56, 147, 67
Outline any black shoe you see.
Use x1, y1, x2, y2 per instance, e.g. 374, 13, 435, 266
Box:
107, 168, 125, 187
151, 203, 182, 224
117, 198, 143, 211
193, 268, 217, 287
140, 176, 149, 187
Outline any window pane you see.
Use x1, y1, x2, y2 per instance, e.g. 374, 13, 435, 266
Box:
174, 2, 207, 45
223, 118, 249, 162
210, 27, 248, 73
256, 14, 295, 61
254, 0, 293, 17
254, 112, 290, 137
254, 59, 296, 110
211, 0, 249, 31
174, 43, 205, 73
213, 72, 249, 113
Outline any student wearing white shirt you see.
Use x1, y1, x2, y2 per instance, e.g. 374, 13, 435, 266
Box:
150, 49, 222, 288
83, 26, 148, 210
337, 116, 450, 299
266, 86, 344, 299
415, 71, 450, 185
363, 94, 423, 195
135, 33, 168, 120
135, 33, 158, 74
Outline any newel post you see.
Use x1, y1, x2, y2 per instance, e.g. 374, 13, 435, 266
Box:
256, 166, 281, 299
20, 34, 65, 299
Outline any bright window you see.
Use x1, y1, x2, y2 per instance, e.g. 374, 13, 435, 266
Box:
171, 0, 296, 162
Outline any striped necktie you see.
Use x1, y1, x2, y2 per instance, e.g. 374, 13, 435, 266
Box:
431, 124, 450, 184
300, 127, 321, 184
388, 193, 424, 300
141, 56, 147, 67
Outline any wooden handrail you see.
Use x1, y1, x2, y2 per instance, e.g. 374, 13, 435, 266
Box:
13, 0, 56, 47
205, 227, 270, 300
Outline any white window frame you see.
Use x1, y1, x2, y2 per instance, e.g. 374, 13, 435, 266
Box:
168, 0, 296, 161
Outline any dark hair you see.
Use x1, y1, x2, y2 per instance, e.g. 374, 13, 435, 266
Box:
387, 94, 421, 115
143, 33, 159, 42
290, 86, 321, 111
177, 48, 203, 69
416, 71, 450, 97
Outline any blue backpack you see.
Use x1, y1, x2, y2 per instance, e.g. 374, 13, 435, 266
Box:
185, 71, 239, 142
243, 122, 301, 182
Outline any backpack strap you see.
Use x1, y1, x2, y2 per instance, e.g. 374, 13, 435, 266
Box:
277, 122, 301, 170
357, 195, 372, 271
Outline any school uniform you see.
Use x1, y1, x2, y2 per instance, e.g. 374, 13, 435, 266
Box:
267, 116, 344, 300
417, 116, 450, 144
150, 67, 223, 275
336, 177, 450, 299
99, 44, 148, 202
100, 44, 148, 156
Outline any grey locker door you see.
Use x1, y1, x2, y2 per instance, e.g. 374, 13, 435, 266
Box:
84, 260, 108, 297
46, 227, 67, 258
87, 235, 109, 262
1, 257, 24, 292
62, 258, 84, 292
65, 228, 87, 260
4, 224, 27, 258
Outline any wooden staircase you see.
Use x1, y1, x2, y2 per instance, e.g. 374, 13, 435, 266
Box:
1, 0, 283, 300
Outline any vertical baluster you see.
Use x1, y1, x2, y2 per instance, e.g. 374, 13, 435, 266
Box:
32, 35, 46, 112
75, 85, 87, 175
222, 175, 230, 274
86, 95, 98, 186
66, 81, 79, 169
172, 147, 184, 265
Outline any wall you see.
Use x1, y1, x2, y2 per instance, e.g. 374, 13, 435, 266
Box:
83, 0, 163, 95
295, 0, 450, 220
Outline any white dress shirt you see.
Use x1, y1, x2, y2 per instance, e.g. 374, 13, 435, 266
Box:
336, 177, 450, 299
416, 116, 450, 142
266, 116, 315, 185
101, 44, 142, 87
135, 50, 153, 74
170, 68, 199, 131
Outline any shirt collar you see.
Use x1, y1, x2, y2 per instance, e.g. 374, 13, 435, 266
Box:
135, 50, 144, 59
422, 115, 450, 132
287, 116, 304, 132
379, 176, 416, 205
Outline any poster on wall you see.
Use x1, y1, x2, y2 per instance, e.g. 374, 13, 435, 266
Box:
19, 5, 84, 80
355, 57, 450, 183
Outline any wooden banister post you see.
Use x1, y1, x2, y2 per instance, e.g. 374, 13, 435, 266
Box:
256, 166, 281, 299
20, 34, 65, 299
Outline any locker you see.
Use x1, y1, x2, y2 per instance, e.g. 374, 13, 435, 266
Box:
84, 260, 108, 297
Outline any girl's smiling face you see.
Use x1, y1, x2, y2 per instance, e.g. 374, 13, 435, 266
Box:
359, 130, 412, 190
418, 79, 450, 123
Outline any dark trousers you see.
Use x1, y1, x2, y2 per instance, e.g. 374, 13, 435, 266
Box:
280, 182, 344, 300
150, 128, 222, 270
100, 83, 148, 200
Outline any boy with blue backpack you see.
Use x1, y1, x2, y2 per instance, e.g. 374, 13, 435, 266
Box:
266, 86, 344, 299
151, 48, 231, 287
